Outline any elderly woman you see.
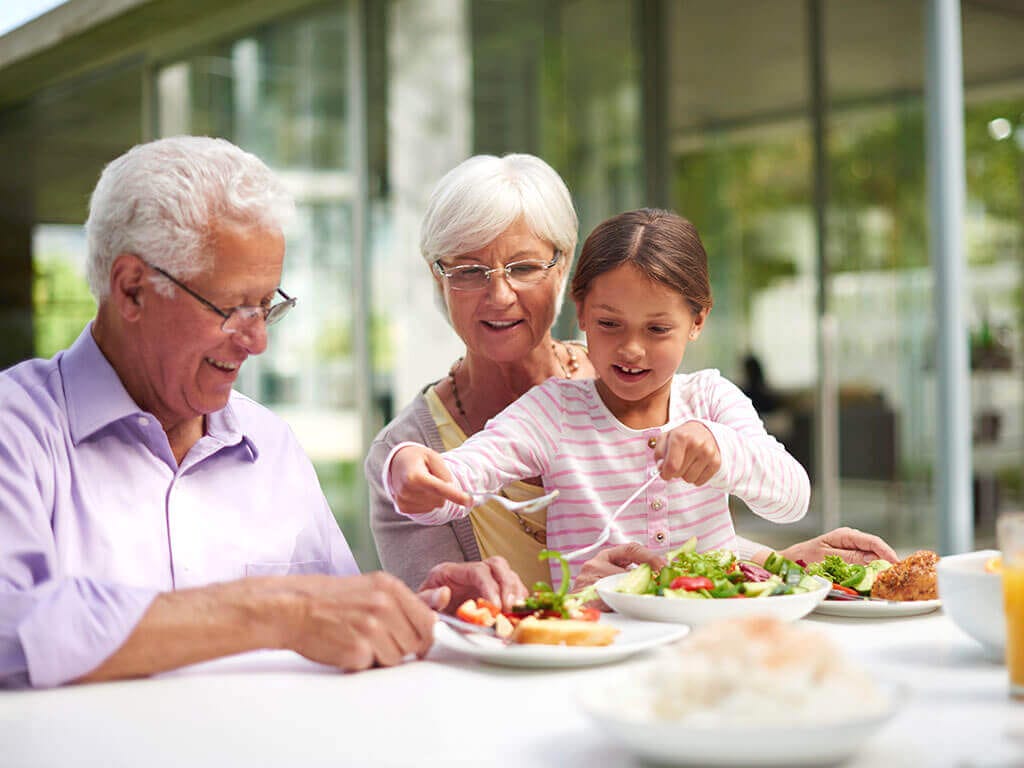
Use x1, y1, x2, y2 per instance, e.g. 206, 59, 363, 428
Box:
367, 153, 897, 606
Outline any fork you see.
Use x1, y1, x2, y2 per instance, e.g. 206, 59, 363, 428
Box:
469, 488, 559, 516
561, 415, 693, 563
561, 469, 660, 562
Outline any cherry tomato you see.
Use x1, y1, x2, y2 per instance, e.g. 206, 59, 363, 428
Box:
475, 598, 501, 617
456, 599, 495, 626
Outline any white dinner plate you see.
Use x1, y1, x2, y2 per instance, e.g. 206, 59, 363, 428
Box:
813, 597, 941, 618
431, 613, 688, 668
596, 572, 830, 626
579, 674, 899, 767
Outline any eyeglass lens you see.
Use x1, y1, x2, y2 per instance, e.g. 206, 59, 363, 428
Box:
221, 298, 295, 333
445, 260, 553, 290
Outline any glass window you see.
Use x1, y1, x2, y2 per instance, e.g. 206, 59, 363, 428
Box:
665, 0, 820, 548
155, 3, 376, 566
32, 225, 95, 358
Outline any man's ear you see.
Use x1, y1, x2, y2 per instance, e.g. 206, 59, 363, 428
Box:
108, 254, 147, 321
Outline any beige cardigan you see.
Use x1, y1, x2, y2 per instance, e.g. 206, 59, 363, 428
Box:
366, 391, 481, 589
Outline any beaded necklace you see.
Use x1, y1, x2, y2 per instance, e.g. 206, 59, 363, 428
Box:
449, 341, 578, 419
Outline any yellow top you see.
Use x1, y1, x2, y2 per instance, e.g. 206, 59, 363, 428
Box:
423, 386, 551, 588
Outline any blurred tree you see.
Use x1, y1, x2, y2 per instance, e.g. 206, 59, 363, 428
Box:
32, 253, 94, 358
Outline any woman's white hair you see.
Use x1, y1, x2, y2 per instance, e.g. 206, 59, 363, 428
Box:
420, 153, 578, 266
85, 136, 294, 301
420, 154, 578, 321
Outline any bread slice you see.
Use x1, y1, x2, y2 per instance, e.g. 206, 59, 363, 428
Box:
509, 615, 619, 647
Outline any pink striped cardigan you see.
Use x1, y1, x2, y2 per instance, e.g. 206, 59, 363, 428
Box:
389, 370, 810, 585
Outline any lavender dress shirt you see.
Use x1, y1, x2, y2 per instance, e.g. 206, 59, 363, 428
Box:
0, 325, 358, 688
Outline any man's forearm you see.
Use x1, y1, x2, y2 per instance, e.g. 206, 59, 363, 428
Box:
77, 578, 294, 684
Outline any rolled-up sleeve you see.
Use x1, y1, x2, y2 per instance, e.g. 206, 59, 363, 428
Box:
2, 580, 156, 689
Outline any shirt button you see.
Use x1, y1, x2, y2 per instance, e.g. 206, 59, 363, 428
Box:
655, 531, 666, 543
651, 499, 664, 511
137, 416, 149, 427
647, 437, 657, 448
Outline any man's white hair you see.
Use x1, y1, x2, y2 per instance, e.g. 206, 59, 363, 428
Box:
420, 153, 578, 266
85, 136, 294, 301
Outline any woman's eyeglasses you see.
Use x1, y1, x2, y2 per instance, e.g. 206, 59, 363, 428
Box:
145, 262, 296, 334
432, 251, 561, 292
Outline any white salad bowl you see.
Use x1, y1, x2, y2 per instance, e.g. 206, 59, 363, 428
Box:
936, 549, 1005, 660
595, 572, 830, 626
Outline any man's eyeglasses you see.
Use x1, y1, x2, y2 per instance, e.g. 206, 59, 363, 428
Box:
432, 251, 562, 292
145, 262, 297, 334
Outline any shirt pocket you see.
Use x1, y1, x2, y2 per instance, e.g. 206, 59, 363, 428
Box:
244, 559, 329, 577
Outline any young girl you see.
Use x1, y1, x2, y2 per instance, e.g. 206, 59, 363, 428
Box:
384, 208, 809, 585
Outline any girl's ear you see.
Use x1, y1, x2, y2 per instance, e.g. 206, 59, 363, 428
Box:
689, 307, 709, 340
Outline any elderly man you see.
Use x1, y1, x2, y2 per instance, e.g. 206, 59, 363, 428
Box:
0, 136, 522, 689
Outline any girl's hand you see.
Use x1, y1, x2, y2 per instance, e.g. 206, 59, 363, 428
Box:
654, 421, 721, 485
388, 445, 473, 514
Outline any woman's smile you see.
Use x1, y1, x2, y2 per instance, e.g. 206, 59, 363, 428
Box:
480, 318, 525, 331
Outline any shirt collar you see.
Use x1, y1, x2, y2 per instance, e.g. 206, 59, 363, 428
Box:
61, 324, 147, 445
61, 323, 258, 461
207, 394, 260, 461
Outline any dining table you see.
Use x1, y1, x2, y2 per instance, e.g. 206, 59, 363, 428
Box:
1, 607, 1021, 768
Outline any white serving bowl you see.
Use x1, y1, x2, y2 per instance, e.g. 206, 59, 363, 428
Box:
595, 573, 829, 626
578, 661, 898, 767
936, 549, 1005, 660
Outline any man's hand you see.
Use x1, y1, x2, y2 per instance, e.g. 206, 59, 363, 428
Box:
418, 557, 528, 612
571, 542, 667, 609
276, 572, 437, 671
388, 445, 472, 514
775, 527, 899, 566
654, 421, 721, 485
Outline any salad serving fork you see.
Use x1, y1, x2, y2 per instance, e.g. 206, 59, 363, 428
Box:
561, 470, 661, 562
469, 489, 559, 516
561, 415, 695, 563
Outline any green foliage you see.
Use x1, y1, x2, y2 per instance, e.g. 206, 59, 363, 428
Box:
32, 254, 95, 358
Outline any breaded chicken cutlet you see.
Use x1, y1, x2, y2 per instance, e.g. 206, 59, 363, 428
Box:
870, 549, 939, 601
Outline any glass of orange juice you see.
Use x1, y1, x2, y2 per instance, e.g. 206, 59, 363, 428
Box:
997, 512, 1024, 699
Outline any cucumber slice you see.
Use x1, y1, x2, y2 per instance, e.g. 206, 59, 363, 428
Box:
615, 563, 653, 594
662, 587, 705, 599
664, 536, 698, 562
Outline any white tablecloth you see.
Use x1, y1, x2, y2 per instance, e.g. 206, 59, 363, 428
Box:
1, 610, 1021, 767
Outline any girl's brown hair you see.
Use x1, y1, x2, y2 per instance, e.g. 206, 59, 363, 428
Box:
570, 208, 713, 317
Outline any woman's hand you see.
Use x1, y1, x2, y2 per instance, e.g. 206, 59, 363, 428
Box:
388, 445, 473, 515
654, 421, 721, 485
776, 527, 899, 566
417, 557, 529, 612
571, 543, 667, 608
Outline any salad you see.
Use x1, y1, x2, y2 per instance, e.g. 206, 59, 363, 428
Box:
614, 538, 823, 599
455, 549, 601, 638
803, 554, 893, 598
